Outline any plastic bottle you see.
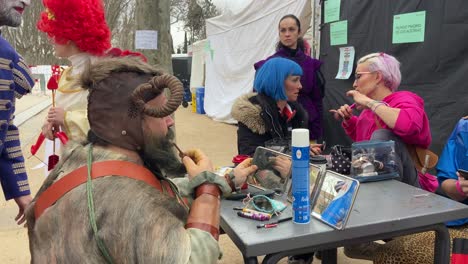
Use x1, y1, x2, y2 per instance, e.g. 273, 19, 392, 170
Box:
291, 129, 310, 224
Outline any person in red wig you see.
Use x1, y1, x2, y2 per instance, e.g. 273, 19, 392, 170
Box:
38, 0, 111, 142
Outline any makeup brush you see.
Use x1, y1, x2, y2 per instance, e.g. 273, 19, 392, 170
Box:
173, 143, 186, 159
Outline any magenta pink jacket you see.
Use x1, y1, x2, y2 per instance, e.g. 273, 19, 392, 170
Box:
342, 91, 431, 148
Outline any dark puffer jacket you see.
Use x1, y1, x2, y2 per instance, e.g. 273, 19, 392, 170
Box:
231, 93, 308, 156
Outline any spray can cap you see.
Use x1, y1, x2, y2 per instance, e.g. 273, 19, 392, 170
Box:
292, 129, 309, 147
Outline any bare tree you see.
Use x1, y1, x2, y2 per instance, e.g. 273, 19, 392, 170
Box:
185, 0, 204, 44
104, 0, 134, 30
170, 0, 188, 53
136, 0, 172, 72
184, 0, 219, 43
110, 0, 136, 50
170, 0, 189, 25
170, 0, 219, 50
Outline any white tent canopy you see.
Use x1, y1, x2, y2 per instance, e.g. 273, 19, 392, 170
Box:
189, 39, 207, 93
203, 0, 311, 123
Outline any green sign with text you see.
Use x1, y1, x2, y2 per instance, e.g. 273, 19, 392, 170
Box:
324, 0, 340, 23
393, 11, 426, 44
330, 20, 347, 46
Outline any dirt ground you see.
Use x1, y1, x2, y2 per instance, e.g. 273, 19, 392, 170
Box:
0, 96, 369, 264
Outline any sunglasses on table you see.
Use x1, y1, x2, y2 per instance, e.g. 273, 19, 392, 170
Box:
243, 194, 287, 214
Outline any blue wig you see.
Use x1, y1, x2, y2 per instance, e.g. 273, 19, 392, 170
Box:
254, 57, 303, 100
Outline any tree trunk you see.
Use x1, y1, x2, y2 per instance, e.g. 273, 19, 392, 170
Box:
135, 0, 173, 73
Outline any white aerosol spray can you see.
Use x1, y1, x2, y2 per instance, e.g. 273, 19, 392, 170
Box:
291, 129, 310, 224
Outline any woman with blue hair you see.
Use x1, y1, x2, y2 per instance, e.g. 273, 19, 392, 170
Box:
231, 57, 308, 156
254, 14, 323, 142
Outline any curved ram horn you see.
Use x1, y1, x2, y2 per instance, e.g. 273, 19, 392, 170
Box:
132, 74, 184, 118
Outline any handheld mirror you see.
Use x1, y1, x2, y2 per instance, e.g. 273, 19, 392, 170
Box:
310, 170, 360, 230
251, 146, 292, 194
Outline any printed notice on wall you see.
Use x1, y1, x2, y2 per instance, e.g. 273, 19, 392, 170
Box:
335, 46, 355, 79
135, 30, 158, 50
392, 11, 426, 44
324, 0, 340, 23
330, 20, 347, 46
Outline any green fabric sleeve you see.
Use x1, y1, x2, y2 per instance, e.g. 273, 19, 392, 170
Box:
172, 171, 233, 197
186, 228, 222, 263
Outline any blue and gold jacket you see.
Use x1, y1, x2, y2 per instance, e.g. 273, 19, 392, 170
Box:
0, 35, 33, 200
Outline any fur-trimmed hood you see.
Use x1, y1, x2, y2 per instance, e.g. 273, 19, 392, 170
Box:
231, 92, 267, 134
78, 56, 165, 89
231, 92, 309, 137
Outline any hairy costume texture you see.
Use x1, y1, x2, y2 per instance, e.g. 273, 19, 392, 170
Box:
79, 57, 164, 89
26, 142, 191, 263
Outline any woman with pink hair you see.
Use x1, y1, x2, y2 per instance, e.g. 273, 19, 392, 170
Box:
330, 52, 432, 261
331, 52, 431, 187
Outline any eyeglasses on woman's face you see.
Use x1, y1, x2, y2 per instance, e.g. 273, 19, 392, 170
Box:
354, 71, 374, 80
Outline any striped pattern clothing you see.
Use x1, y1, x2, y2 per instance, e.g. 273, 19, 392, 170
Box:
0, 35, 34, 200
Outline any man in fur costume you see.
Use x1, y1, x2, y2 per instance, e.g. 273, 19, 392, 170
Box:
26, 57, 257, 263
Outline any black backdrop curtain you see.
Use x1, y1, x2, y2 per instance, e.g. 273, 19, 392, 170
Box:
319, 0, 468, 155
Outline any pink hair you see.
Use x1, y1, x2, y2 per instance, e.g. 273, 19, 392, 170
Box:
358, 52, 401, 91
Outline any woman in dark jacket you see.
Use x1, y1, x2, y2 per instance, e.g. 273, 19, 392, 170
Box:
231, 57, 308, 156
254, 14, 323, 142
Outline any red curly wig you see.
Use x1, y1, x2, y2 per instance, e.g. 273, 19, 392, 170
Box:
37, 0, 111, 56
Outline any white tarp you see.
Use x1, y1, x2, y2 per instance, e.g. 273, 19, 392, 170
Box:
204, 0, 311, 123
189, 39, 207, 93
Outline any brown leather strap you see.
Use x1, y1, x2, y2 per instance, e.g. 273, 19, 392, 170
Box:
224, 174, 236, 192
185, 222, 219, 240
162, 180, 175, 197
162, 180, 190, 208
35, 160, 168, 219
195, 183, 221, 199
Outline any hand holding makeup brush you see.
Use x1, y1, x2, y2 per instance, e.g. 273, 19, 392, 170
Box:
329, 103, 355, 121
182, 149, 214, 178
173, 143, 187, 159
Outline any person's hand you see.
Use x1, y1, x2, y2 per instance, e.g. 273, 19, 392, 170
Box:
271, 155, 292, 178
346, 90, 374, 108
47, 107, 65, 127
41, 120, 59, 140
14, 195, 32, 225
232, 158, 257, 186
182, 149, 214, 179
329, 104, 354, 121
457, 172, 468, 196
310, 144, 323, 156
